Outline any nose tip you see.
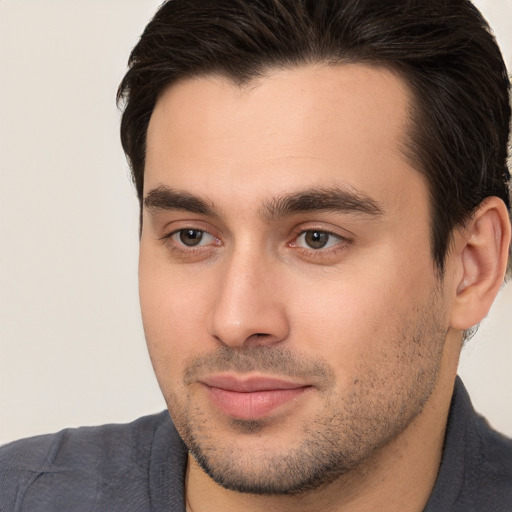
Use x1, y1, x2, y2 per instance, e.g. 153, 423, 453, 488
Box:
211, 304, 289, 348
209, 257, 289, 348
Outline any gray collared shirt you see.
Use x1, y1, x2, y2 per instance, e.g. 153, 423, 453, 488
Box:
1, 377, 511, 511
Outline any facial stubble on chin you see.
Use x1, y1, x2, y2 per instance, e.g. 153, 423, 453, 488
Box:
164, 295, 448, 496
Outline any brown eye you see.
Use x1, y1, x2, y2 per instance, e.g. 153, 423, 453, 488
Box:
294, 230, 344, 251
178, 229, 204, 246
304, 230, 330, 249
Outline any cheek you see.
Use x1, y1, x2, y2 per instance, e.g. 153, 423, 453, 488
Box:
138, 253, 215, 384
292, 262, 436, 386
294, 284, 394, 373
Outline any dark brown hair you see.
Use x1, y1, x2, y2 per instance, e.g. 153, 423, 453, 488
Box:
117, 0, 511, 275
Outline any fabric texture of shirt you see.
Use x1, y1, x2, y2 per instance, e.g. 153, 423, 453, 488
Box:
1, 377, 511, 511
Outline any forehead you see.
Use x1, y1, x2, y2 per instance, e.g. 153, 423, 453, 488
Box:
145, 63, 425, 217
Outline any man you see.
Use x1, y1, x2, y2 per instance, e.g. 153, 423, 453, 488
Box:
1, 0, 511, 510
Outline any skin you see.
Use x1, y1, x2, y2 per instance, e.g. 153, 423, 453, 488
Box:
139, 64, 510, 511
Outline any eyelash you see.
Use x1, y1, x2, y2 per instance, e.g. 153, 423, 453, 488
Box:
160, 226, 350, 259
288, 227, 349, 257
160, 227, 220, 254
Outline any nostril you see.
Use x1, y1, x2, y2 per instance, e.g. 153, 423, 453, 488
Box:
244, 333, 274, 345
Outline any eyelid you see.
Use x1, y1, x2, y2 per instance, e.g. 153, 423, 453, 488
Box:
287, 224, 352, 260
157, 217, 218, 239
294, 230, 344, 249
290, 223, 351, 242
159, 225, 221, 250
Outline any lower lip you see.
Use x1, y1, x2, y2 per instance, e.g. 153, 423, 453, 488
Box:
204, 386, 310, 420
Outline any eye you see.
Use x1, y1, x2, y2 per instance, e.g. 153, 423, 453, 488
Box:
171, 228, 215, 247
295, 230, 343, 250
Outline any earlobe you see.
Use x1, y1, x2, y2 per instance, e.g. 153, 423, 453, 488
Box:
450, 197, 511, 330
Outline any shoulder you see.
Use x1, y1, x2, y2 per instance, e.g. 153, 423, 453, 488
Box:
427, 378, 512, 511
0, 411, 171, 474
471, 413, 512, 507
0, 411, 173, 512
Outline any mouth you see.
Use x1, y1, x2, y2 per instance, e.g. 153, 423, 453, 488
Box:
200, 374, 313, 421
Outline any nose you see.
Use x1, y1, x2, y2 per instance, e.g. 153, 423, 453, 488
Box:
209, 248, 290, 348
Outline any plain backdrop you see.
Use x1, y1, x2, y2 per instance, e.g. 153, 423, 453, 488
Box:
0, 0, 511, 445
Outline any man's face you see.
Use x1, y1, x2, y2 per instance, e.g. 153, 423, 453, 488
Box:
139, 64, 452, 493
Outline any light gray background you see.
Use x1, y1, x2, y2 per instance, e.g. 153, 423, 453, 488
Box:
0, 0, 511, 445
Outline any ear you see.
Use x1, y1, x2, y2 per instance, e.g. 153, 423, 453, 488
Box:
449, 197, 511, 330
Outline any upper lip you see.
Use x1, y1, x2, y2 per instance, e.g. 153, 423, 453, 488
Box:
200, 374, 310, 392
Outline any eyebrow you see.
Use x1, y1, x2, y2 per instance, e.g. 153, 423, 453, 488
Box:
260, 187, 384, 220
143, 185, 384, 220
144, 186, 218, 217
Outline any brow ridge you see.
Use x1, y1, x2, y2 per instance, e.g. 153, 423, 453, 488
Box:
260, 187, 384, 220
144, 185, 384, 221
144, 186, 217, 217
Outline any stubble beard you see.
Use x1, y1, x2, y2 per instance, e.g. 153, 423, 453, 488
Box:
163, 291, 448, 496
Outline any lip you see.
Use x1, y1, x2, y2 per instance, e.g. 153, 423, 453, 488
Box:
200, 374, 312, 420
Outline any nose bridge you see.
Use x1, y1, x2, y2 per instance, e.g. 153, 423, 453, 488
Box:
210, 242, 288, 347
